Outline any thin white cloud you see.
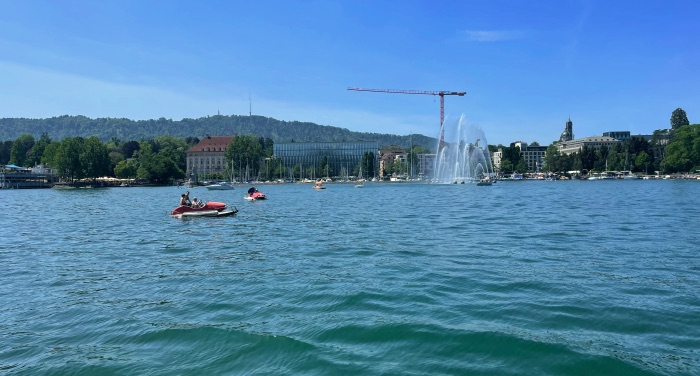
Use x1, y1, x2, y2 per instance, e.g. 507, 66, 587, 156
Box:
460, 30, 524, 42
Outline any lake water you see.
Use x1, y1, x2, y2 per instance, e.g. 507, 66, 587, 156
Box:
1, 180, 699, 375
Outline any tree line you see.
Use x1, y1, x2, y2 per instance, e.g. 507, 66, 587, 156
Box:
0, 114, 436, 151
0, 134, 278, 183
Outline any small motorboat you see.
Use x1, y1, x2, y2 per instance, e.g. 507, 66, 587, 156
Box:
476, 178, 492, 186
171, 201, 238, 218
312, 181, 326, 189
245, 187, 267, 200
205, 182, 235, 190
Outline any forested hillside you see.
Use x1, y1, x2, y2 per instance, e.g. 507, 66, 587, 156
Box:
0, 114, 437, 151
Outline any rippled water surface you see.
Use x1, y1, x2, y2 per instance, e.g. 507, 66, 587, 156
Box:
1, 181, 699, 375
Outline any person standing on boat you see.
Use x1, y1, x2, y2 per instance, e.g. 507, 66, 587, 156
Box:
184, 191, 192, 206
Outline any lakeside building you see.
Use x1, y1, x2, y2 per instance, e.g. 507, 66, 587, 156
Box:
492, 142, 547, 173
418, 154, 436, 179
378, 145, 407, 178
555, 120, 661, 157
492, 149, 502, 172
558, 135, 621, 155
273, 141, 378, 178
1, 164, 58, 189
376, 146, 436, 179
513, 141, 548, 172
555, 118, 625, 156
185, 135, 234, 181
602, 131, 631, 142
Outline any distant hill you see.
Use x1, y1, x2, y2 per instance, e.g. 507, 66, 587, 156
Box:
0, 114, 438, 151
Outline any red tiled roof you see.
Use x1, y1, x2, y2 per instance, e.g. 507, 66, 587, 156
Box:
186, 136, 234, 153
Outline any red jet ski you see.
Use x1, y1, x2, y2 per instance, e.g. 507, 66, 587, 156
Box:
245, 187, 266, 200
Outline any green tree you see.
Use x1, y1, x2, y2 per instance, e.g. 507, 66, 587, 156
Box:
544, 145, 561, 172
9, 134, 35, 167
41, 142, 61, 166
109, 151, 125, 173
580, 145, 596, 171
501, 145, 524, 172
291, 164, 302, 180
185, 136, 200, 147
635, 151, 651, 174
135, 142, 184, 183
566, 153, 581, 173
500, 159, 513, 175
54, 137, 85, 181
225, 135, 264, 180
670, 108, 690, 130
662, 124, 700, 173
319, 156, 329, 178
114, 159, 137, 178
360, 151, 376, 178
152, 136, 188, 173
81, 136, 111, 180
121, 140, 141, 159
593, 145, 610, 171
27, 133, 51, 167
0, 140, 13, 164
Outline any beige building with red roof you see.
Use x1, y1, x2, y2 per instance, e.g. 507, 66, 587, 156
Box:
186, 135, 234, 180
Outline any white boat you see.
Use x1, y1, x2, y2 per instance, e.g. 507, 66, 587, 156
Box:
588, 172, 614, 180
205, 182, 235, 190
621, 171, 639, 179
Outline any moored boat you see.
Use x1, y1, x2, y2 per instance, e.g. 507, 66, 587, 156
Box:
621, 171, 640, 179
205, 182, 235, 190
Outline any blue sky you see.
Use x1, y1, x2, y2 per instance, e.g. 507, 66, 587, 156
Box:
1, 0, 698, 146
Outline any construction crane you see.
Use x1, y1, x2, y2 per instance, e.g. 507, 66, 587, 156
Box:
347, 87, 466, 149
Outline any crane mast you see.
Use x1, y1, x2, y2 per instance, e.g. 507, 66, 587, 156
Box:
347, 87, 466, 150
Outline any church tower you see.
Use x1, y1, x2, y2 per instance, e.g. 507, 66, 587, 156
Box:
559, 117, 573, 142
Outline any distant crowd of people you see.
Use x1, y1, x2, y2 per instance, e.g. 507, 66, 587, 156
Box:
179, 191, 204, 208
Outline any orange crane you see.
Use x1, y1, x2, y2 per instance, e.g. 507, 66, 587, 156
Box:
347, 87, 466, 149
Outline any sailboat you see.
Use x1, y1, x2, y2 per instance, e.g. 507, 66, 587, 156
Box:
355, 167, 365, 188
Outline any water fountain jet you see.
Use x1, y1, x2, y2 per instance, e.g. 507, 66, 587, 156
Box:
433, 114, 494, 184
